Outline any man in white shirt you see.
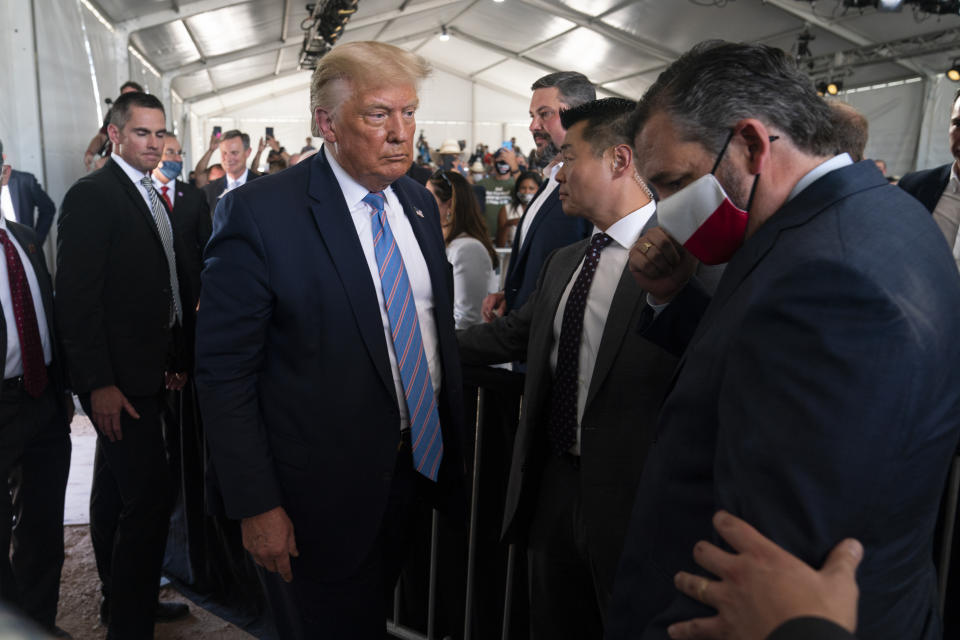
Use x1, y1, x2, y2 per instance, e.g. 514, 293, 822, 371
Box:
0, 208, 72, 638
57, 91, 190, 638
899, 87, 960, 273
607, 40, 960, 640
482, 71, 595, 322
0, 139, 57, 243
195, 41, 466, 639
201, 129, 259, 212
459, 98, 678, 639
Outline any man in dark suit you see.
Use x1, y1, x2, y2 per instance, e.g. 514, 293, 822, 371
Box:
606, 41, 960, 640
0, 141, 56, 243
0, 214, 72, 638
201, 129, 259, 212
195, 41, 466, 639
459, 98, 676, 639
899, 88, 960, 270
482, 71, 595, 321
56, 91, 191, 639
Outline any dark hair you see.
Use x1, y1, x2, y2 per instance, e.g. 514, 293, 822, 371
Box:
207, 163, 224, 176
630, 40, 836, 157
428, 170, 498, 267
120, 80, 144, 93
559, 97, 638, 156
531, 71, 596, 109
510, 170, 542, 208
829, 102, 868, 162
221, 129, 251, 150
108, 92, 165, 131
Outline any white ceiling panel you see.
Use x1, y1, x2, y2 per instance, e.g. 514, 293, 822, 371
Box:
171, 69, 213, 99
416, 37, 507, 76
184, 2, 283, 58
97, 0, 172, 23
474, 57, 549, 99
130, 20, 201, 71
524, 27, 661, 84
208, 52, 281, 89
448, 1, 575, 53
376, 4, 477, 42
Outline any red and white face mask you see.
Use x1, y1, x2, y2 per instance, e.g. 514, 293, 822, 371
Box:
656, 130, 765, 266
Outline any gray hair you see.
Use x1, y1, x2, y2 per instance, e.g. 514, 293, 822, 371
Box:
309, 41, 431, 136
630, 40, 836, 157
531, 71, 596, 109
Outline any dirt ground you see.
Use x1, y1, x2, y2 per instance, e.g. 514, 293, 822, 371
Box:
54, 415, 254, 639
54, 525, 253, 640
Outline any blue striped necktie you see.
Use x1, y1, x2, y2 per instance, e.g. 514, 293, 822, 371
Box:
363, 191, 444, 481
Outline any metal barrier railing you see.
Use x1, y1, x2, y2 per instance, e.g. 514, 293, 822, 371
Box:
387, 365, 524, 640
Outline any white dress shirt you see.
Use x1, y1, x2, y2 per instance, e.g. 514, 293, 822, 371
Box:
517, 162, 562, 249
112, 153, 155, 211
930, 163, 960, 272
152, 175, 176, 207
1, 185, 16, 223
1, 215, 53, 378
325, 146, 442, 430
226, 170, 250, 193
446, 234, 495, 330
550, 201, 656, 454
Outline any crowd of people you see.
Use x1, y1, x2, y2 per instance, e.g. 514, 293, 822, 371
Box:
1, 34, 960, 640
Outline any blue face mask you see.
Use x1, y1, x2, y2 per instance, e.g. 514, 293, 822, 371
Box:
159, 160, 182, 180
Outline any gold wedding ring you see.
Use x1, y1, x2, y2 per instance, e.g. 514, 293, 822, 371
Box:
697, 578, 709, 602
640, 241, 653, 254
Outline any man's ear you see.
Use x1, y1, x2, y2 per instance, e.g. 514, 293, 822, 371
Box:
732, 118, 773, 176
315, 108, 337, 144
610, 143, 634, 177
107, 123, 121, 148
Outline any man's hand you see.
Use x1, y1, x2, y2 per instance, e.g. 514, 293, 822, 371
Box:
165, 371, 188, 391
208, 132, 220, 151
257, 137, 267, 153
241, 506, 300, 583
267, 136, 281, 152
629, 227, 697, 304
90, 385, 140, 442
667, 511, 862, 640
482, 291, 506, 322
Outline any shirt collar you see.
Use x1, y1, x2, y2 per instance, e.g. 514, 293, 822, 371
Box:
112, 152, 151, 187
324, 145, 394, 207
595, 199, 657, 250
788, 153, 853, 202
227, 170, 248, 187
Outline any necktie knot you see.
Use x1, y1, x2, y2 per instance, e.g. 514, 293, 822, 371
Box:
139, 175, 153, 189
591, 232, 613, 251
363, 191, 386, 216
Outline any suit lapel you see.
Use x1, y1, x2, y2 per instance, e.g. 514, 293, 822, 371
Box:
105, 159, 164, 248
306, 153, 396, 400
512, 184, 558, 271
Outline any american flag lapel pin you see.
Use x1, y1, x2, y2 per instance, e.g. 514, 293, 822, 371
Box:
177, 191, 184, 197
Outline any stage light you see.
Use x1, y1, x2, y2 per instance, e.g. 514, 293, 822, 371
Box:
439, 26, 450, 41
826, 80, 843, 95
948, 59, 960, 81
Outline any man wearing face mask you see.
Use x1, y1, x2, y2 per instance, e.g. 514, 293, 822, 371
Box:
475, 148, 518, 241
606, 41, 960, 640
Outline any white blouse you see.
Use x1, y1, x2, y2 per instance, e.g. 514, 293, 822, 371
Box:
446, 234, 495, 330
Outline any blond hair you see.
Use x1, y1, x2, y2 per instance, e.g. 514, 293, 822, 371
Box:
309, 41, 431, 136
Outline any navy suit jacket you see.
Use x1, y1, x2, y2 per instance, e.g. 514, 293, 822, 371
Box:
898, 163, 951, 213
606, 161, 960, 640
6, 169, 56, 242
201, 169, 260, 213
504, 180, 590, 312
195, 150, 466, 579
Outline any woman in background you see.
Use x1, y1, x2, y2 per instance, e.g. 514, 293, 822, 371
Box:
427, 170, 498, 329
496, 170, 541, 248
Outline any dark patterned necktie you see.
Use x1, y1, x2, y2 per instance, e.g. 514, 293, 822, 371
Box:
547, 232, 613, 455
0, 229, 47, 397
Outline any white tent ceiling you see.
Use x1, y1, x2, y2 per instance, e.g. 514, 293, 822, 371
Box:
93, 0, 960, 114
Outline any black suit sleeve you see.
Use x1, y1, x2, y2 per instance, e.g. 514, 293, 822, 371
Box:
195, 193, 283, 520
637, 278, 710, 357
55, 180, 115, 392
767, 617, 857, 640
29, 173, 56, 242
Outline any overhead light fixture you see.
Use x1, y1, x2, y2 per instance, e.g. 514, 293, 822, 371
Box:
439, 25, 450, 41
493, 0, 506, 3
826, 80, 843, 95
877, 0, 905, 9
948, 59, 960, 81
